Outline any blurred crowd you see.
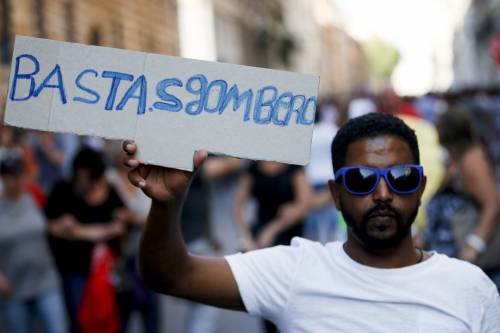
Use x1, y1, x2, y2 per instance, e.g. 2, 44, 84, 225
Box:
1, 84, 500, 333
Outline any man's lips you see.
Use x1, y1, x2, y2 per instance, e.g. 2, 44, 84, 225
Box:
368, 209, 397, 219
366, 210, 398, 230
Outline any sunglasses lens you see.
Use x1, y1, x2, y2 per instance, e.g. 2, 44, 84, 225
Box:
344, 168, 378, 193
388, 166, 421, 193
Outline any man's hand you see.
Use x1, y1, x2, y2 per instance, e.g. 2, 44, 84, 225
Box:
122, 140, 207, 205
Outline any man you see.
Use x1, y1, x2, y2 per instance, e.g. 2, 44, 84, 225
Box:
123, 112, 500, 332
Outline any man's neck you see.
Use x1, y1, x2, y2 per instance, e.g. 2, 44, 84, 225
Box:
343, 235, 422, 269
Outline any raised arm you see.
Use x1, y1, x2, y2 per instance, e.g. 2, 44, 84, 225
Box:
122, 141, 245, 311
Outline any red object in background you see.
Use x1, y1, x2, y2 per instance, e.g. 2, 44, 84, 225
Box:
77, 244, 120, 333
26, 182, 46, 208
398, 103, 421, 119
489, 34, 500, 67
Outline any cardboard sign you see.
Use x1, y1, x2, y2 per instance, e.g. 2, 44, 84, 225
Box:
4, 36, 319, 170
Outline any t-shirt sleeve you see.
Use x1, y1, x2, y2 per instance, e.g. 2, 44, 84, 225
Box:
224, 237, 306, 321
480, 285, 500, 332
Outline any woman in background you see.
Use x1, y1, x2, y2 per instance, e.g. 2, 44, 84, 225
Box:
0, 150, 66, 333
233, 161, 311, 333
432, 106, 500, 288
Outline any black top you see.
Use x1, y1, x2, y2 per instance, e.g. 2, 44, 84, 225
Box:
45, 180, 124, 275
181, 174, 210, 244
249, 163, 303, 246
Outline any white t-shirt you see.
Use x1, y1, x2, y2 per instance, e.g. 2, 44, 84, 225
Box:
225, 238, 500, 332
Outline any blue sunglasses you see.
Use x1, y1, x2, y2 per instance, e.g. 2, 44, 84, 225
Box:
335, 164, 424, 195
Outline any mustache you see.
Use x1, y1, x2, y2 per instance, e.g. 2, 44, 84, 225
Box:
363, 202, 403, 221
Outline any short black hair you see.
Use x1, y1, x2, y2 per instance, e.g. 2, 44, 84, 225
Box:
72, 147, 106, 180
0, 150, 24, 175
331, 112, 420, 173
436, 105, 477, 152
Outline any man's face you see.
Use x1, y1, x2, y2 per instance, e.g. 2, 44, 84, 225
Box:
329, 135, 426, 251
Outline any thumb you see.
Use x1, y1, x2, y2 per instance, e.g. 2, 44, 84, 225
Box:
193, 150, 208, 172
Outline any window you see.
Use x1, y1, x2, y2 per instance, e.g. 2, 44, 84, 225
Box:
89, 26, 102, 46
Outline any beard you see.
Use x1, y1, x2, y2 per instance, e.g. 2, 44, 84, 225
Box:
340, 200, 419, 251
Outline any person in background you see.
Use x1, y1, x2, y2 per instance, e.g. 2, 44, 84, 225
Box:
233, 161, 312, 252
233, 160, 312, 333
180, 170, 222, 333
106, 142, 159, 333
0, 150, 66, 333
0, 126, 44, 206
431, 106, 500, 288
27, 130, 80, 196
304, 99, 345, 244
45, 147, 126, 333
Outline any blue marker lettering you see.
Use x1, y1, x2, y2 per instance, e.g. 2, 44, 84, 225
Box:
185, 74, 208, 116
286, 95, 306, 125
253, 86, 277, 125
204, 79, 227, 113
153, 78, 183, 112
116, 75, 147, 115
33, 64, 67, 104
299, 96, 316, 125
9, 54, 40, 101
271, 92, 293, 127
102, 71, 134, 111
73, 69, 100, 104
219, 85, 253, 121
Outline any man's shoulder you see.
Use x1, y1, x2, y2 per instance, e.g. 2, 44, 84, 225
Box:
433, 253, 486, 275
226, 237, 332, 268
289, 237, 341, 256
429, 252, 497, 295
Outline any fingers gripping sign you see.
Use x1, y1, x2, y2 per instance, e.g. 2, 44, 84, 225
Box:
122, 140, 207, 204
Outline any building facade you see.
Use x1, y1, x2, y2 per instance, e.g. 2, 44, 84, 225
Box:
178, 0, 369, 95
281, 0, 369, 95
0, 0, 179, 113
453, 0, 500, 87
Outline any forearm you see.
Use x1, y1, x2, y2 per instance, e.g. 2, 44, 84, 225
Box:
49, 216, 120, 242
268, 203, 307, 235
139, 200, 191, 293
472, 205, 498, 241
72, 223, 120, 242
0, 271, 10, 297
42, 144, 64, 166
234, 210, 253, 240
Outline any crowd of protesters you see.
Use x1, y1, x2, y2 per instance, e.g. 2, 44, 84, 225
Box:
0, 85, 499, 332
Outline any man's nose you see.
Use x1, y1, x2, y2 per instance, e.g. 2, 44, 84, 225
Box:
372, 176, 394, 202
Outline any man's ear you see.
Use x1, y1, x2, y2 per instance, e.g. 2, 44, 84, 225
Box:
328, 179, 340, 207
418, 175, 427, 198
